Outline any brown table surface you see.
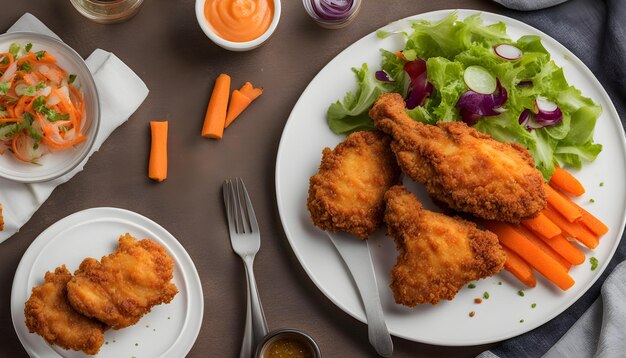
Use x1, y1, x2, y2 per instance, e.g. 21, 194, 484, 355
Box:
0, 0, 510, 356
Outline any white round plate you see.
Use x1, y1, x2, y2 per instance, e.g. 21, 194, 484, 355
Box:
0, 32, 100, 183
275, 9, 626, 346
11, 207, 203, 357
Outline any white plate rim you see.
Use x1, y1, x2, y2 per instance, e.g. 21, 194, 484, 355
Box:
275, 9, 626, 346
10, 207, 204, 357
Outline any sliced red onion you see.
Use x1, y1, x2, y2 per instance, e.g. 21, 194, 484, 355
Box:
493, 44, 523, 60
403, 59, 432, 109
375, 70, 395, 83
455, 80, 508, 123
518, 108, 562, 131
311, 0, 355, 21
518, 80, 533, 87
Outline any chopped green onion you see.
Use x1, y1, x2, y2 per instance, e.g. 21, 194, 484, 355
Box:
589, 198, 595, 203
518, 290, 525, 297
468, 283, 476, 289
33, 96, 47, 112
9, 43, 20, 58
0, 56, 9, 65
520, 319, 525, 323
600, 182, 604, 187
68, 74, 77, 84
0, 82, 10, 95
25, 43, 32, 52
35, 50, 46, 60
15, 83, 36, 96
35, 82, 46, 90
498, 281, 502, 285
531, 303, 537, 308
19, 61, 32, 72
46, 110, 70, 122
590, 257, 599, 271
483, 291, 490, 299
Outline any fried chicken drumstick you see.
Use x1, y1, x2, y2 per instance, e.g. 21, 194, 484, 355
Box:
67, 234, 178, 329
24, 266, 106, 355
307, 130, 401, 239
370, 93, 546, 223
384, 185, 506, 306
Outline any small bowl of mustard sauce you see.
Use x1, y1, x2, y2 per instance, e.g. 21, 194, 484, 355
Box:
255, 329, 321, 358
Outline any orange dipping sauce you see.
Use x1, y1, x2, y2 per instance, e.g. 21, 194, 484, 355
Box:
204, 0, 274, 42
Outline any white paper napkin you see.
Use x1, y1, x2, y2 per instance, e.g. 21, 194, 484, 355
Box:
0, 13, 149, 243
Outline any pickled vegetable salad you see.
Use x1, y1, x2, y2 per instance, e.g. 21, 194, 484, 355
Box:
326, 13, 602, 179
0, 42, 86, 163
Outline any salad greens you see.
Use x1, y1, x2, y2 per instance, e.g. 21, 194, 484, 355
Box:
326, 13, 602, 179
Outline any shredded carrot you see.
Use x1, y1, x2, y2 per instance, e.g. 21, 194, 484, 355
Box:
542, 205, 599, 249
395, 50, 407, 61
201, 73, 230, 139
502, 246, 537, 288
521, 212, 561, 239
148, 121, 168, 182
545, 184, 582, 223
516, 225, 578, 268
549, 167, 585, 196
0, 117, 22, 124
484, 221, 575, 290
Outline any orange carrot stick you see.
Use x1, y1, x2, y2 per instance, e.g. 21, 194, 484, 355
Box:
239, 82, 263, 101
201, 74, 230, 139
515, 225, 572, 270
552, 189, 608, 237
521, 212, 561, 239
224, 90, 251, 128
484, 221, 575, 290
0, 117, 22, 124
542, 206, 599, 249
502, 246, 536, 287
149, 121, 168, 182
549, 167, 585, 196
545, 184, 582, 222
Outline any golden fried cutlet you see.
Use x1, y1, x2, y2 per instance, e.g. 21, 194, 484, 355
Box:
24, 266, 106, 355
384, 185, 506, 306
370, 93, 546, 223
0, 203, 4, 231
307, 130, 401, 239
67, 233, 178, 329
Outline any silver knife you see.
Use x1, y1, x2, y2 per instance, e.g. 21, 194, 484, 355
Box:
327, 231, 394, 357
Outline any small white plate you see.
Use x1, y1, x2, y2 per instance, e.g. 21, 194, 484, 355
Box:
11, 207, 203, 357
275, 9, 626, 345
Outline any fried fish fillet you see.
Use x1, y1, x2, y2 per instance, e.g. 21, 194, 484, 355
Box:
307, 130, 401, 239
67, 233, 178, 329
384, 185, 506, 306
370, 93, 546, 223
24, 266, 106, 355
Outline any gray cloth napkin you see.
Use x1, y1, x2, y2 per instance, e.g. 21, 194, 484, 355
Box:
479, 2, 626, 357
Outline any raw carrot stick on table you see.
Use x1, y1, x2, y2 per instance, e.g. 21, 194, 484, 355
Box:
224, 82, 263, 128
515, 225, 578, 268
149, 121, 168, 182
202, 74, 231, 139
545, 184, 582, 223
483, 221, 575, 290
521, 212, 561, 239
542, 206, 599, 249
502, 246, 537, 288
549, 167, 585, 196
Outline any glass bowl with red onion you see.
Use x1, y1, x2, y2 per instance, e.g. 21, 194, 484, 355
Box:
302, 0, 362, 29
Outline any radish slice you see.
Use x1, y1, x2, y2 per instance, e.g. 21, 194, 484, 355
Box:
536, 96, 558, 112
494, 44, 522, 60
463, 65, 496, 94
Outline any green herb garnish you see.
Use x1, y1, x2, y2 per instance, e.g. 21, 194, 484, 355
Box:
68, 74, 77, 84
483, 291, 490, 299
520, 319, 525, 323
19, 61, 32, 72
518, 290, 525, 297
468, 283, 476, 289
0, 82, 10, 95
9, 43, 20, 58
531, 303, 537, 308
589, 198, 595, 203
25, 43, 32, 52
600, 182, 605, 187
35, 82, 46, 90
498, 281, 502, 285
35, 50, 46, 60
590, 257, 599, 271
0, 56, 9, 65
33, 95, 70, 122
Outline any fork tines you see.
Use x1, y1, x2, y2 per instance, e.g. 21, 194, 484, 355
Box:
222, 178, 259, 235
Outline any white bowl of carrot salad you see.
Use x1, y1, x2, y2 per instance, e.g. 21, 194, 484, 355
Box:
0, 32, 99, 183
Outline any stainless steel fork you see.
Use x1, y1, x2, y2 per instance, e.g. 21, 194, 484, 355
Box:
223, 178, 268, 358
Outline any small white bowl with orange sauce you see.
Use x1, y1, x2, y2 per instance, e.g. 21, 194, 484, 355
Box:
195, 0, 281, 51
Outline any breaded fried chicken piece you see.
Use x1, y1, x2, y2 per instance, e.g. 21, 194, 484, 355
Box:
307, 131, 401, 239
0, 203, 4, 231
384, 185, 506, 306
24, 266, 106, 355
67, 233, 178, 329
370, 93, 546, 223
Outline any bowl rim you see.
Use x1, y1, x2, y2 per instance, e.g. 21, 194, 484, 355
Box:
0, 31, 101, 183
194, 0, 282, 51
254, 328, 322, 358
